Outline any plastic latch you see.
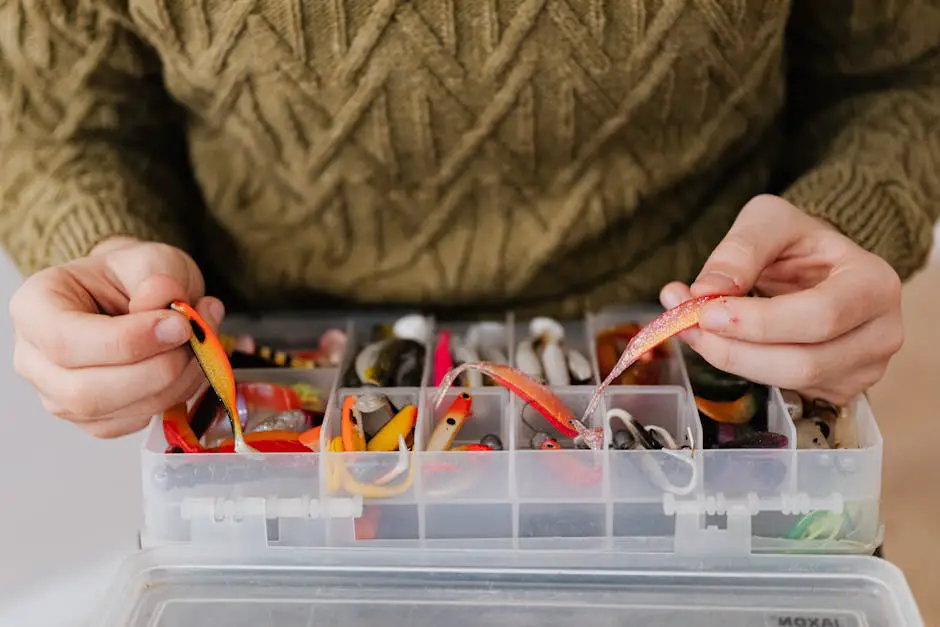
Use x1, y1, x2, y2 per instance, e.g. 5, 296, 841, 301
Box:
664, 492, 848, 557
181, 495, 364, 547
665, 493, 757, 557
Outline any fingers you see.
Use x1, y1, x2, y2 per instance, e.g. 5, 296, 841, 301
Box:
19, 306, 191, 369
696, 272, 876, 344
128, 274, 193, 313
16, 339, 194, 418
109, 243, 205, 306
683, 313, 902, 405
695, 254, 900, 345
690, 195, 807, 297
12, 268, 224, 369
16, 296, 225, 431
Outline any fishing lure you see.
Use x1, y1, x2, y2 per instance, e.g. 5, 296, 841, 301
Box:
162, 402, 205, 453
539, 339, 570, 386
451, 337, 484, 387
607, 408, 698, 496
580, 295, 721, 425
336, 435, 415, 497
514, 339, 544, 381
434, 362, 602, 446
169, 301, 255, 454
566, 349, 593, 384
426, 392, 473, 451
527, 426, 603, 486
694, 394, 758, 424
206, 431, 311, 453
298, 425, 322, 451
341, 395, 366, 452
433, 329, 453, 385
367, 404, 418, 452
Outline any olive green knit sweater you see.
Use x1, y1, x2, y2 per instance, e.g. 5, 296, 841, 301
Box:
2, 1, 939, 317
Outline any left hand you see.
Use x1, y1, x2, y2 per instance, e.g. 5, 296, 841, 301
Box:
660, 194, 904, 406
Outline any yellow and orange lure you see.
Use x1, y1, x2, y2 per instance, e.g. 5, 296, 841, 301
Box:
169, 300, 256, 454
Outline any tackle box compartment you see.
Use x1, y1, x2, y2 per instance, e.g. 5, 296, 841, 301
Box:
89, 306, 925, 626
140, 307, 883, 555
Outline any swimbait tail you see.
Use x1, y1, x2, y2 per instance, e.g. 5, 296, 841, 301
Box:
169, 300, 256, 454
580, 295, 721, 425
162, 402, 204, 453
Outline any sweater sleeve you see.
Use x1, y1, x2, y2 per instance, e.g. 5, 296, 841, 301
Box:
0, 2, 196, 276
779, 0, 940, 281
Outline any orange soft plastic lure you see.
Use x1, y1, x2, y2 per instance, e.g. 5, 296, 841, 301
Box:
169, 300, 255, 454
162, 402, 205, 453
206, 430, 310, 453
433, 362, 585, 439
580, 295, 721, 425
341, 395, 366, 452
426, 392, 473, 451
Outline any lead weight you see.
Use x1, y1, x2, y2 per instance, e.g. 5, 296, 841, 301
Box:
481, 434, 503, 450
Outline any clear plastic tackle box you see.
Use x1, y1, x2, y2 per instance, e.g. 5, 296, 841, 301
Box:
91, 307, 925, 626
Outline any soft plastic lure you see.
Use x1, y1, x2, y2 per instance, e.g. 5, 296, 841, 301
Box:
695, 394, 758, 424
433, 330, 454, 385
433, 362, 602, 445
341, 395, 366, 452
298, 425, 322, 451
206, 431, 310, 453
367, 404, 418, 452
426, 392, 473, 451
169, 301, 255, 454
580, 295, 721, 425
336, 435, 415, 497
162, 402, 204, 453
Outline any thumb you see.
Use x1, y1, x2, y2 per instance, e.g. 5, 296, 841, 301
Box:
100, 243, 204, 312
690, 195, 803, 297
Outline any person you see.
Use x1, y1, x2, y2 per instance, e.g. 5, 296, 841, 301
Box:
1, 1, 937, 439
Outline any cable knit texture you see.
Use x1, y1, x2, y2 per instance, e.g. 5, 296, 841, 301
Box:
1, 1, 939, 317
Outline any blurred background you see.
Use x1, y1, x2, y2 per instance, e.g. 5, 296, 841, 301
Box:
0, 230, 937, 626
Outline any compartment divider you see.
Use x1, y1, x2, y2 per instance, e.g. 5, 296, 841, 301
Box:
584, 310, 602, 386
768, 387, 798, 450
318, 391, 340, 547
420, 316, 436, 388
507, 390, 520, 547
413, 385, 431, 543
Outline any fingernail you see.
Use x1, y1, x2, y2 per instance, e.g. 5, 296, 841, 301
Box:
208, 299, 225, 324
699, 303, 731, 332
155, 316, 190, 344
692, 272, 739, 296
661, 288, 682, 310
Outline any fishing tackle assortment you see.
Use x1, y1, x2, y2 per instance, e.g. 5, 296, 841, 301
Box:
153, 294, 877, 551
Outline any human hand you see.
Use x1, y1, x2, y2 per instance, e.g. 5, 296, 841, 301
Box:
660, 194, 903, 406
10, 236, 222, 437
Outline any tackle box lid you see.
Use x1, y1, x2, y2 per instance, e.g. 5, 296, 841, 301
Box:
90, 545, 924, 626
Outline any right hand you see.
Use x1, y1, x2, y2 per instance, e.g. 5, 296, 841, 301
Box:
9, 236, 224, 438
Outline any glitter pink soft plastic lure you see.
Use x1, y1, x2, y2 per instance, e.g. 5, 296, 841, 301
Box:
579, 295, 722, 424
